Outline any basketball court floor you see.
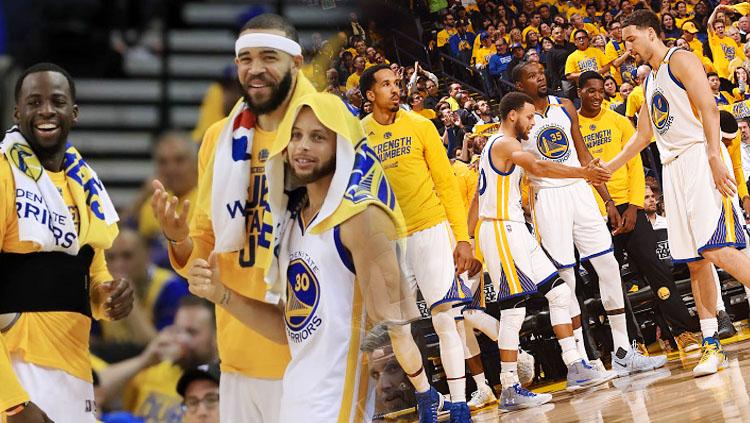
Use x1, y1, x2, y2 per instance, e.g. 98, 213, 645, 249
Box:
397, 323, 750, 422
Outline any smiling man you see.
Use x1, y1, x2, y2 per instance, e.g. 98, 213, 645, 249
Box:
0, 62, 130, 422
151, 13, 315, 421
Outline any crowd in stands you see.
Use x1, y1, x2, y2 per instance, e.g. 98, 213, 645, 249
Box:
48, 1, 750, 421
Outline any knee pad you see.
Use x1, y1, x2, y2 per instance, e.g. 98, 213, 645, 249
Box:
545, 283, 572, 327
431, 308, 457, 337
498, 307, 526, 350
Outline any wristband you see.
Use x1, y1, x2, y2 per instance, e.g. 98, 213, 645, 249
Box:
605, 199, 615, 207
164, 233, 188, 245
5, 402, 29, 416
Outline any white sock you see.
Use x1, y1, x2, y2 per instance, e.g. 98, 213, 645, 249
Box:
714, 268, 726, 312
559, 336, 581, 366
500, 361, 519, 389
447, 377, 466, 403
609, 313, 630, 352
573, 327, 590, 361
700, 318, 719, 340
473, 372, 488, 390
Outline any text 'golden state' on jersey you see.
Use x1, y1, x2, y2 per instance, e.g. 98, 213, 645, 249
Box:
523, 96, 582, 189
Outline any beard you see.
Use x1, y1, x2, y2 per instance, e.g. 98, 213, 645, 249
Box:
242, 68, 294, 115
21, 122, 71, 162
290, 154, 336, 185
514, 120, 529, 141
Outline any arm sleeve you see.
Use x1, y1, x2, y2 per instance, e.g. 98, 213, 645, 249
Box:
619, 116, 646, 207
168, 120, 224, 278
488, 55, 500, 76
420, 120, 470, 242
0, 335, 29, 412
730, 136, 750, 198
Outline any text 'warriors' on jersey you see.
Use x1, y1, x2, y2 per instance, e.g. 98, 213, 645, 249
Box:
478, 134, 525, 223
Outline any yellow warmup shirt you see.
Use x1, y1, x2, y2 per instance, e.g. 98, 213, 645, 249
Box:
123, 362, 183, 423
578, 108, 644, 214
0, 334, 28, 412
1, 162, 111, 383
191, 83, 226, 143
709, 32, 746, 79
139, 188, 196, 240
169, 119, 291, 379
625, 85, 645, 118
728, 134, 750, 199
565, 47, 606, 77
437, 28, 458, 48
472, 45, 496, 67
414, 108, 437, 120
452, 160, 478, 211
346, 72, 362, 91
361, 110, 470, 241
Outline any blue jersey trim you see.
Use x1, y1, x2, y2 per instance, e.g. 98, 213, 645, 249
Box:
580, 247, 614, 262
488, 139, 515, 175
333, 225, 356, 274
672, 256, 703, 264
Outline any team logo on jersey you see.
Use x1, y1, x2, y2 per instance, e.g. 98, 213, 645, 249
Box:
589, 124, 596, 131
536, 125, 570, 161
285, 258, 322, 340
650, 90, 673, 134
384, 131, 392, 139
9, 143, 43, 181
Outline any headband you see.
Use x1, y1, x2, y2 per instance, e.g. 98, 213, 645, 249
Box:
235, 33, 302, 57
722, 129, 738, 140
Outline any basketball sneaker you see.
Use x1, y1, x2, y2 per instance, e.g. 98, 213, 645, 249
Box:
448, 401, 472, 423
566, 359, 615, 391
693, 336, 728, 377
717, 310, 737, 339
610, 342, 668, 377
590, 358, 617, 379
675, 331, 700, 353
467, 384, 497, 410
498, 384, 552, 412
415, 387, 441, 423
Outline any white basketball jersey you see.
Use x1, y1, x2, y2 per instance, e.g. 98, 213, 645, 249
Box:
280, 218, 373, 423
478, 133, 525, 223
524, 96, 581, 189
644, 47, 706, 164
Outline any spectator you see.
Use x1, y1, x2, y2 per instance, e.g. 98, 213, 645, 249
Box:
475, 99, 497, 125
424, 78, 441, 109
349, 12, 365, 40
661, 13, 682, 41
407, 62, 439, 96
506, 43, 527, 78
408, 93, 437, 120
524, 28, 541, 53
524, 48, 540, 63
439, 108, 465, 158
546, 26, 574, 95
614, 82, 633, 116
190, 65, 242, 143
708, 5, 747, 80
360, 326, 416, 417
472, 33, 496, 95
602, 75, 623, 111
325, 68, 344, 98
437, 12, 458, 52
732, 66, 750, 101
644, 186, 667, 230
345, 87, 363, 116
365, 46, 379, 68
739, 16, 750, 43
680, 22, 703, 58
708, 72, 734, 105
360, 100, 373, 119
98, 228, 189, 346
591, 34, 607, 52
345, 56, 366, 90
565, 29, 608, 84
569, 13, 601, 41
446, 82, 462, 110
673, 1, 692, 28
457, 96, 478, 132
605, 20, 636, 86
176, 363, 220, 423
625, 65, 650, 124
448, 20, 476, 64
738, 118, 750, 183
336, 50, 354, 86
488, 38, 513, 86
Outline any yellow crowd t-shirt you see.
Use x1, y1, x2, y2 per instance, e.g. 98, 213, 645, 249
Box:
578, 108, 644, 215
123, 362, 183, 423
361, 110, 470, 241
437, 28, 458, 48
1, 162, 112, 383
709, 32, 746, 79
565, 47, 607, 76
625, 85, 645, 118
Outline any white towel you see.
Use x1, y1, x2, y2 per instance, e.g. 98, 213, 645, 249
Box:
1, 127, 118, 254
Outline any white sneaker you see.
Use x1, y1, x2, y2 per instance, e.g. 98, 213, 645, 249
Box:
693, 336, 728, 377
467, 385, 497, 410
611, 342, 668, 377
590, 358, 618, 379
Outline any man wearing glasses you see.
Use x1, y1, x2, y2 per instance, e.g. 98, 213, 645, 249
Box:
177, 363, 220, 423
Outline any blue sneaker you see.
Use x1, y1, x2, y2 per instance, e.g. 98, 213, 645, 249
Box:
449, 401, 472, 422
499, 384, 552, 412
566, 359, 615, 391
415, 387, 441, 423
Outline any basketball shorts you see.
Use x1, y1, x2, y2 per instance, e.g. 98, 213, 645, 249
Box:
477, 219, 558, 301
220, 372, 282, 423
403, 221, 472, 309
532, 180, 613, 268
11, 360, 96, 423
662, 143, 746, 262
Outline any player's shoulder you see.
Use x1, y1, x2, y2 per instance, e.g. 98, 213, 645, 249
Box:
199, 117, 230, 155
341, 203, 396, 239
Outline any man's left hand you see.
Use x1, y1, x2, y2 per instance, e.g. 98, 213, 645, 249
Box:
613, 204, 639, 236
94, 279, 134, 320
453, 241, 475, 275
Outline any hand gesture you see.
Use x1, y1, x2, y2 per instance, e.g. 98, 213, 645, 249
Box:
151, 180, 191, 243
92, 278, 134, 320
583, 158, 611, 185
612, 204, 638, 236
708, 155, 737, 197
188, 252, 227, 305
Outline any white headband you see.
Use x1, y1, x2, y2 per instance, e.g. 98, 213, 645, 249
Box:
722, 129, 738, 140
235, 33, 302, 57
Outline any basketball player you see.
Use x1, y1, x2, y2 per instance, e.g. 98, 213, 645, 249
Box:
151, 14, 315, 421
360, 64, 477, 421
468, 92, 613, 411
514, 61, 667, 376
605, 9, 750, 376
187, 92, 412, 422
0, 63, 132, 422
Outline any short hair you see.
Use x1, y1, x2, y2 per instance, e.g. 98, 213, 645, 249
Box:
707, 72, 719, 79
15, 62, 76, 103
621, 9, 660, 34
359, 64, 391, 96
240, 13, 299, 42
579, 70, 605, 88
511, 60, 537, 83
573, 29, 589, 39
498, 92, 534, 120
360, 325, 391, 353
